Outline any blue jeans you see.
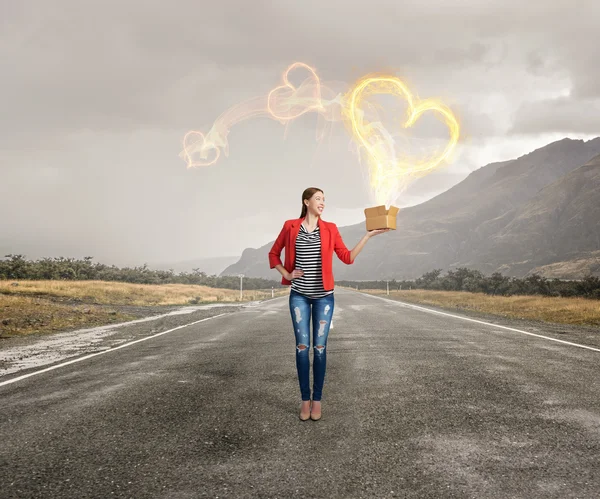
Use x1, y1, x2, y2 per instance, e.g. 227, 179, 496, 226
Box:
289, 289, 335, 402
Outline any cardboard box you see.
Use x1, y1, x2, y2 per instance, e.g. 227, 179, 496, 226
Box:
364, 205, 400, 231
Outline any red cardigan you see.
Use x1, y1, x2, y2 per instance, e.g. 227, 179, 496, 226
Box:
268, 217, 354, 290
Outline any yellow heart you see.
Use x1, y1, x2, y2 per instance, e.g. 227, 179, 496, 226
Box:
344, 76, 460, 203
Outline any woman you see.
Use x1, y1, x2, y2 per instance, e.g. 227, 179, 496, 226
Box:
268, 187, 389, 421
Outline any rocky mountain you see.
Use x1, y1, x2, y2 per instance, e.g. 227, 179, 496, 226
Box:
526, 251, 600, 279
222, 137, 600, 280
500, 155, 600, 277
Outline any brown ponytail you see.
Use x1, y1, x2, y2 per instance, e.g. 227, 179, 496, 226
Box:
300, 187, 324, 218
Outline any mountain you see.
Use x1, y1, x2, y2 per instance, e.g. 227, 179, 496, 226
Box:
526, 251, 600, 279
493, 154, 600, 277
222, 137, 600, 280
219, 247, 270, 278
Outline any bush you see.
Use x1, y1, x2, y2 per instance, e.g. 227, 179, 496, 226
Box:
2, 255, 598, 300
339, 269, 599, 300
0, 255, 283, 291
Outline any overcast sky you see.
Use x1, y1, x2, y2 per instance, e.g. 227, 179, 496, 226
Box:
1, 0, 599, 268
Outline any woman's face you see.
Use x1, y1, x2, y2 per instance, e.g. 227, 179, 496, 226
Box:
305, 191, 325, 215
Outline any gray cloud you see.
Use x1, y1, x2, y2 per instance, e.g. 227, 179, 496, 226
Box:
1, 0, 598, 267
510, 96, 600, 135
3, 0, 598, 138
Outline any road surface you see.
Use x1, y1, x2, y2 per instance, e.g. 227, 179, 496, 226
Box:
1, 289, 599, 498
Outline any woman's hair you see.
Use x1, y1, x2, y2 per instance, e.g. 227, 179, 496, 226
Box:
300, 187, 324, 218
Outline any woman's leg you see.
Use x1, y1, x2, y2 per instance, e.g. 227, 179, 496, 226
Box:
289, 290, 312, 401
311, 293, 334, 402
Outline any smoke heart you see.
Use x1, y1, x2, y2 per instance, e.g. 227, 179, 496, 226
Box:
180, 130, 221, 167
266, 62, 324, 123
181, 62, 460, 207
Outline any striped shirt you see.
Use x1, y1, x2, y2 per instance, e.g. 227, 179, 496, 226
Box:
291, 224, 334, 298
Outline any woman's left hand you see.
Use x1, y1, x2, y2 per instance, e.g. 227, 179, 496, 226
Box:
367, 228, 391, 237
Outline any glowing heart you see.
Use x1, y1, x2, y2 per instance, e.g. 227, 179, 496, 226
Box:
180, 62, 460, 207
180, 62, 335, 167
180, 130, 221, 167
344, 76, 460, 206
267, 62, 324, 123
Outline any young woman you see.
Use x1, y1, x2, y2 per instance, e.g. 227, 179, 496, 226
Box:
268, 187, 389, 421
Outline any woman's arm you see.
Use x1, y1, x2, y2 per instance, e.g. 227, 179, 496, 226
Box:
268, 223, 288, 269
274, 264, 303, 281
350, 229, 390, 262
268, 222, 304, 280
273, 264, 290, 280
350, 233, 370, 263
333, 225, 390, 264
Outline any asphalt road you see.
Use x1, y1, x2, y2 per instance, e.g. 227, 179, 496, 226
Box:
1, 289, 599, 498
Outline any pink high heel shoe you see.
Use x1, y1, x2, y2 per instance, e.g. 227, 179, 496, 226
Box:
299, 401, 311, 421
310, 401, 321, 421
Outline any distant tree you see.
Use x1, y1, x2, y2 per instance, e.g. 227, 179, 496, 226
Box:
1, 256, 598, 299
416, 269, 443, 289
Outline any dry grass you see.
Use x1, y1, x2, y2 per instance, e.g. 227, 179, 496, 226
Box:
0, 280, 289, 337
359, 289, 600, 326
0, 294, 134, 337
0, 280, 288, 306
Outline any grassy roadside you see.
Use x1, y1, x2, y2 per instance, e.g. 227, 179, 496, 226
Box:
0, 294, 135, 338
0, 280, 288, 337
357, 289, 600, 327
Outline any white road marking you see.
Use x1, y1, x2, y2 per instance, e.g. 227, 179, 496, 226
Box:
0, 313, 228, 388
363, 293, 600, 353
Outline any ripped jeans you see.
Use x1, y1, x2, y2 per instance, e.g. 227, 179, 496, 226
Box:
289, 289, 335, 402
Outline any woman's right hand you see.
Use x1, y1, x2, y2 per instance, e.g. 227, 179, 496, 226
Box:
286, 269, 304, 280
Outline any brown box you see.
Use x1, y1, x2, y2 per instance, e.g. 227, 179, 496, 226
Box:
364, 205, 400, 231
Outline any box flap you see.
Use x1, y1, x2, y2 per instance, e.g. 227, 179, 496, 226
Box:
364, 205, 387, 218
387, 206, 400, 217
